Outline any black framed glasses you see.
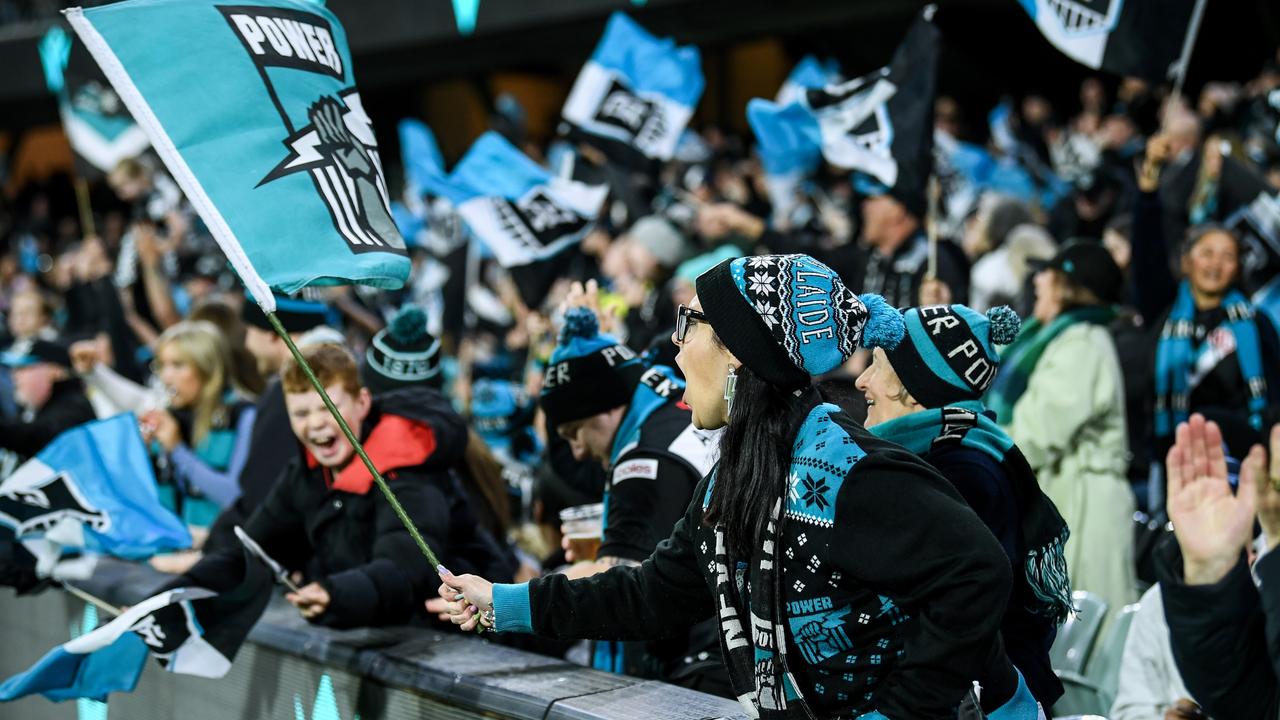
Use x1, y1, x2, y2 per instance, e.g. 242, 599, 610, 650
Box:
674, 304, 708, 344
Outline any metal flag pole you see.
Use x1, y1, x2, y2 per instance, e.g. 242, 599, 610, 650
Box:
926, 175, 940, 280
1164, 0, 1209, 126
61, 582, 122, 617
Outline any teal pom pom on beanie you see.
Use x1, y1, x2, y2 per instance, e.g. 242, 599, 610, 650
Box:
541, 307, 645, 428
883, 302, 1017, 407
388, 305, 429, 345
858, 293, 904, 350
985, 305, 1021, 346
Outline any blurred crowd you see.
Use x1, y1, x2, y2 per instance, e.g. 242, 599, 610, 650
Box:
2, 48, 1280, 719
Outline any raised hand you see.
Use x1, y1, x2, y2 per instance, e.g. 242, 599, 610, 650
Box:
1166, 414, 1263, 584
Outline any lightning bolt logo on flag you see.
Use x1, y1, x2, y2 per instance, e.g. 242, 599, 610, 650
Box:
64, 0, 409, 309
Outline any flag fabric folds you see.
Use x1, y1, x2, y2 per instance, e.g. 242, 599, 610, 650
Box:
398, 118, 449, 199
748, 56, 840, 223
0, 546, 272, 702
435, 131, 608, 268
774, 55, 841, 108
747, 7, 939, 215
0, 598, 150, 702
38, 25, 151, 177
65, 0, 409, 308
0, 413, 190, 567
562, 12, 704, 164
1017, 0, 1199, 82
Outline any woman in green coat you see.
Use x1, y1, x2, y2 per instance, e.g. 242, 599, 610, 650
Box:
987, 242, 1138, 619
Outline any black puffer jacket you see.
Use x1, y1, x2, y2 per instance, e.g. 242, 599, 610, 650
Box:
180, 387, 515, 629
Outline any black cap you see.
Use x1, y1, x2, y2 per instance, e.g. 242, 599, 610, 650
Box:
2, 338, 71, 369
1041, 241, 1123, 304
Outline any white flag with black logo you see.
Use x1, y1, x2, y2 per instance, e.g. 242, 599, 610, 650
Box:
1018, 0, 1198, 81
561, 12, 703, 165
434, 132, 607, 268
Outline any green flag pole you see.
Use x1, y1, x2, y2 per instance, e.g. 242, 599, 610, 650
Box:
264, 311, 442, 572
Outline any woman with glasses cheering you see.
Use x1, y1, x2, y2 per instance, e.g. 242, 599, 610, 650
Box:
437, 254, 1041, 719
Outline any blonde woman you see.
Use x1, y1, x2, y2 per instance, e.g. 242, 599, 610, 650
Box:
136, 321, 256, 528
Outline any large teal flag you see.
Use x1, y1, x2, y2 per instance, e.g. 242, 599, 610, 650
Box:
66, 0, 408, 307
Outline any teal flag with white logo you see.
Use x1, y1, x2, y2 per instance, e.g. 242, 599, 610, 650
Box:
39, 25, 151, 178
66, 0, 408, 308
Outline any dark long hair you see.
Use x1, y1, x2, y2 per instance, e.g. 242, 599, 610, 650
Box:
462, 429, 511, 539
703, 357, 800, 560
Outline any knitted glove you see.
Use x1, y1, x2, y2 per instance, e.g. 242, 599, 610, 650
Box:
987, 671, 1042, 720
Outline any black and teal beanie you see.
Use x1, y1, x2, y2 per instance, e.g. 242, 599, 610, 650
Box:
875, 304, 1021, 407
540, 307, 645, 429
361, 305, 443, 394
695, 253, 904, 390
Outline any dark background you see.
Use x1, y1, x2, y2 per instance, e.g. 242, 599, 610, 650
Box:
0, 0, 1277, 182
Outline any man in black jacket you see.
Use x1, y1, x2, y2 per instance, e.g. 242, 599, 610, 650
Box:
178, 343, 513, 628
0, 338, 95, 460
1157, 412, 1280, 719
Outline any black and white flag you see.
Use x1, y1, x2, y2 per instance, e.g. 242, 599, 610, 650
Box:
561, 12, 704, 166
795, 6, 939, 211
435, 131, 607, 269
1018, 0, 1200, 82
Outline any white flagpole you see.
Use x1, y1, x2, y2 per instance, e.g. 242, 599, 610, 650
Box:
61, 582, 123, 618
926, 175, 940, 280
1166, 0, 1209, 122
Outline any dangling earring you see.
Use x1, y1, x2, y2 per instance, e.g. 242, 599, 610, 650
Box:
724, 365, 739, 417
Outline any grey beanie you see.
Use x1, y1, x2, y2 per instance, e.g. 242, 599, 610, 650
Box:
628, 215, 693, 269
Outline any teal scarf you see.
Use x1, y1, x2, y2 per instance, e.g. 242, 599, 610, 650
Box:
870, 401, 1074, 624
986, 306, 1117, 425
1154, 282, 1266, 440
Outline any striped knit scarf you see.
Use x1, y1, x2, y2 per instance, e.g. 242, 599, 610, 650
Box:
1154, 282, 1266, 440
869, 402, 1074, 625
703, 470, 810, 719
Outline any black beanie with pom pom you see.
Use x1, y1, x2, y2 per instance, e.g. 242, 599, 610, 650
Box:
361, 305, 443, 394
538, 307, 646, 430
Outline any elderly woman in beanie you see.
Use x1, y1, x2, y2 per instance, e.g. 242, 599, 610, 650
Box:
855, 303, 1072, 709
438, 254, 1040, 719
986, 242, 1138, 618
